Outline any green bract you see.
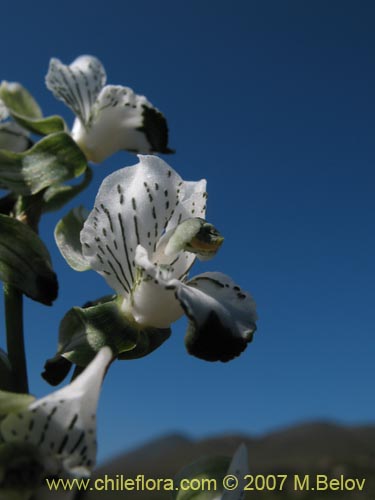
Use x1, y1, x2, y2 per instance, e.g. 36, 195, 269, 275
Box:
0, 215, 58, 305
0, 81, 66, 136
0, 82, 41, 119
43, 297, 171, 385
0, 132, 87, 195
54, 205, 90, 271
42, 166, 93, 213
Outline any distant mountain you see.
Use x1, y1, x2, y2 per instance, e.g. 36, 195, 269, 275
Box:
77, 421, 375, 499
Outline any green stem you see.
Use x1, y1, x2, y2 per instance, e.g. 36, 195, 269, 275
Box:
4, 283, 29, 393
2, 193, 41, 394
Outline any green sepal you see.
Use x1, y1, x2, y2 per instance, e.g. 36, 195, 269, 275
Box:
54, 205, 90, 271
0, 81, 66, 135
0, 390, 35, 418
0, 214, 58, 305
0, 350, 14, 392
0, 132, 87, 195
174, 456, 230, 500
42, 166, 93, 213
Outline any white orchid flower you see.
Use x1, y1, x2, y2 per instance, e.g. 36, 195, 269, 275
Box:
45, 56, 172, 163
0, 347, 112, 497
80, 156, 257, 362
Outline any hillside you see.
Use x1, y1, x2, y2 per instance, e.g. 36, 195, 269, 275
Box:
77, 421, 375, 499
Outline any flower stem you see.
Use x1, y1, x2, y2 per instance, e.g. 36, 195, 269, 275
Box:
4, 283, 29, 393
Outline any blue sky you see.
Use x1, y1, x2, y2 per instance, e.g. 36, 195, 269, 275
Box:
1, 0, 374, 462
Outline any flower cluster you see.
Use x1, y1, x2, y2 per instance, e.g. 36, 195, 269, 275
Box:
0, 53, 258, 500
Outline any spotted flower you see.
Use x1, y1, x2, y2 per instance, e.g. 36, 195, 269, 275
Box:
80, 156, 257, 362
45, 55, 172, 163
0, 347, 112, 498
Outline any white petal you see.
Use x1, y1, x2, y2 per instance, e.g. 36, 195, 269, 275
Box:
81, 155, 186, 297
151, 229, 194, 281
121, 245, 183, 328
152, 179, 207, 279
184, 272, 257, 334
0, 122, 30, 152
166, 179, 207, 230
1, 347, 112, 477
72, 85, 171, 162
221, 444, 249, 500
177, 272, 258, 361
45, 56, 106, 126
0, 99, 9, 121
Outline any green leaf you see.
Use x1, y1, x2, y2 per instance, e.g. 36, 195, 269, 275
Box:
10, 114, 66, 136
0, 81, 66, 135
0, 390, 35, 418
54, 205, 90, 271
42, 166, 93, 213
0, 132, 87, 195
0, 214, 58, 304
43, 297, 171, 385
